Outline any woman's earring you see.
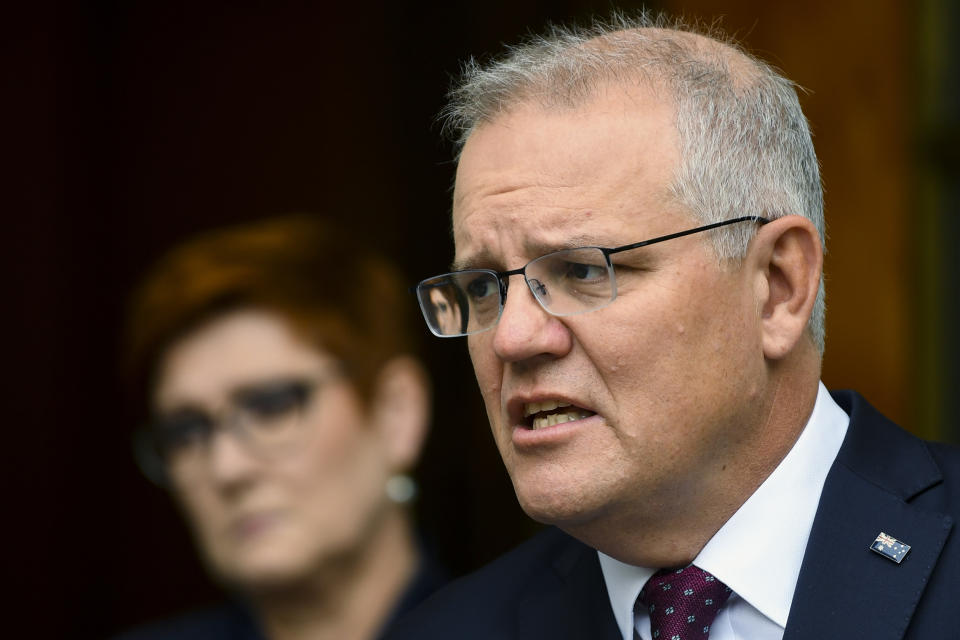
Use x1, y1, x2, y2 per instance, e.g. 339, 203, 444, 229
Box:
386, 473, 417, 504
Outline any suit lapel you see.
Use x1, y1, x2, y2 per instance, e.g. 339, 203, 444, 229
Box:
783, 391, 954, 640
516, 535, 622, 640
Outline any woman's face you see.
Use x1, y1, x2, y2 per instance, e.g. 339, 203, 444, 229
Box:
152, 309, 395, 589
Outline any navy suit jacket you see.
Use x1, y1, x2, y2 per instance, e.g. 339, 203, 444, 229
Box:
114, 554, 447, 640
388, 391, 960, 639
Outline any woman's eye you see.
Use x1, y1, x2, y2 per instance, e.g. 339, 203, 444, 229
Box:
239, 383, 308, 419
154, 412, 210, 452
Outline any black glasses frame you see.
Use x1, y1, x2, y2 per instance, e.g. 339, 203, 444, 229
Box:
133, 370, 342, 488
414, 215, 770, 337
491, 215, 769, 287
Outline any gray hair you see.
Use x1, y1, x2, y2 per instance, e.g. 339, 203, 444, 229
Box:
442, 12, 826, 353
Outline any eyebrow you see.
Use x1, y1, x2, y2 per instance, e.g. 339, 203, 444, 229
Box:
230, 376, 308, 398
451, 250, 495, 272
450, 233, 619, 272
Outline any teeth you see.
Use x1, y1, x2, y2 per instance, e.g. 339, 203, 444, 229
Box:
530, 409, 592, 430
524, 400, 571, 417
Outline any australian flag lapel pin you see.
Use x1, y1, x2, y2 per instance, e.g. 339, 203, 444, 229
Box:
870, 531, 911, 564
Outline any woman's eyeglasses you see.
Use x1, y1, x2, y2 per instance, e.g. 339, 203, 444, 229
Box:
134, 370, 340, 486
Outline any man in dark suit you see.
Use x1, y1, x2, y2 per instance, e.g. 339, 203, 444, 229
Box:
398, 14, 960, 640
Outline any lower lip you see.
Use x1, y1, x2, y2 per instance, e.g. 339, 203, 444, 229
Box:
233, 513, 280, 540
511, 413, 600, 448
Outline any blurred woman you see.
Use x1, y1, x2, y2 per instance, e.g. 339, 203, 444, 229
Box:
118, 215, 443, 640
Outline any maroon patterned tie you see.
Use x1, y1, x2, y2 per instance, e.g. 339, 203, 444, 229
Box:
635, 565, 732, 639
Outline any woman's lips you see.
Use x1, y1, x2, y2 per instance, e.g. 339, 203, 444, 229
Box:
231, 511, 280, 540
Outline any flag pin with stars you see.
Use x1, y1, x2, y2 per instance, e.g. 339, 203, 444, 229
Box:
869, 531, 911, 564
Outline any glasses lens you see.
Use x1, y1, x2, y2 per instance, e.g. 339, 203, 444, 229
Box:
417, 271, 501, 336
152, 411, 211, 458
137, 410, 212, 483
133, 427, 173, 486
234, 380, 313, 453
526, 247, 614, 315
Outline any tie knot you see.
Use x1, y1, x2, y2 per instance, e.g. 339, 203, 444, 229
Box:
636, 565, 732, 639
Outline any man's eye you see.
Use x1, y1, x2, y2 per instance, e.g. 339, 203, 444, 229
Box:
565, 262, 606, 281
464, 276, 497, 300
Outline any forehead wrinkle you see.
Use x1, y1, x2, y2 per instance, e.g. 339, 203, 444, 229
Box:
453, 193, 595, 261
452, 228, 620, 273
453, 190, 689, 273
455, 179, 591, 217
452, 86, 686, 275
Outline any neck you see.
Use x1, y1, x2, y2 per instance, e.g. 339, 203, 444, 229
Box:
251, 507, 418, 640
570, 347, 822, 568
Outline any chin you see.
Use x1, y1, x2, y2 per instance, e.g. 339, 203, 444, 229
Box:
513, 476, 600, 528
206, 533, 316, 591
215, 552, 311, 591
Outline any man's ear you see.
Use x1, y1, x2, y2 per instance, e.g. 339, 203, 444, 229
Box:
751, 215, 823, 360
369, 356, 431, 471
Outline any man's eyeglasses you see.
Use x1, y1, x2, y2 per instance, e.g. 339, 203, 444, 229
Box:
134, 371, 339, 486
414, 216, 769, 338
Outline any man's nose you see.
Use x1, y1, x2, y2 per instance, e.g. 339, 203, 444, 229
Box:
492, 278, 573, 362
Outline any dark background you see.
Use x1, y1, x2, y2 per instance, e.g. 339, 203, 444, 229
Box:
7, 1, 959, 638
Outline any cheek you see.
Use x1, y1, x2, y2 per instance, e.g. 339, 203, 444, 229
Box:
587, 279, 753, 417
468, 336, 502, 401
294, 413, 388, 514
264, 427, 389, 571
175, 483, 223, 541
172, 483, 237, 576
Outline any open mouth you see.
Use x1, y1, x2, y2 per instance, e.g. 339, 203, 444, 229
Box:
523, 400, 596, 430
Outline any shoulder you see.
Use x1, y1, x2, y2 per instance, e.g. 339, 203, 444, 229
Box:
385, 527, 592, 639
111, 602, 263, 640
925, 439, 960, 474
921, 439, 960, 507
378, 548, 450, 637
831, 389, 960, 514
793, 390, 960, 637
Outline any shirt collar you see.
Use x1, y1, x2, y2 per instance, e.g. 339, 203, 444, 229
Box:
599, 382, 849, 639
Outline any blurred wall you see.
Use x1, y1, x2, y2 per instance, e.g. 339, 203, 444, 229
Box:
916, 0, 960, 443
8, 1, 957, 638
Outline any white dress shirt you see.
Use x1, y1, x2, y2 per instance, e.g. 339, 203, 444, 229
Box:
599, 382, 850, 640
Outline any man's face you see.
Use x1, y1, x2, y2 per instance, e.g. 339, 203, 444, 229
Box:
452, 89, 769, 540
